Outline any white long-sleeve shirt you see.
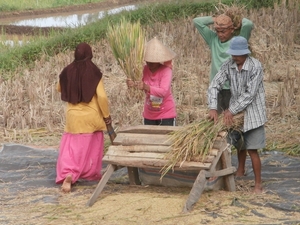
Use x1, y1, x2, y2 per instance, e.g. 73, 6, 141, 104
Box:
208, 56, 267, 132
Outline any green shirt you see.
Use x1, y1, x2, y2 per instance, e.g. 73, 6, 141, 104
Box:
193, 16, 253, 89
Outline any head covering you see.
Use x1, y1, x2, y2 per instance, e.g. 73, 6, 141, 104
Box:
214, 14, 234, 29
144, 37, 176, 63
226, 36, 251, 56
59, 43, 102, 104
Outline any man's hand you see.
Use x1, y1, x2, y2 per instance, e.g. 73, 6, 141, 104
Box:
208, 109, 218, 124
223, 109, 234, 126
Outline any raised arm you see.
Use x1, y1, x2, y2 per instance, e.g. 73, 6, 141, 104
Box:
193, 16, 216, 46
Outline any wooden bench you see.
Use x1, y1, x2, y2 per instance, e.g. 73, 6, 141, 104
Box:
86, 125, 236, 212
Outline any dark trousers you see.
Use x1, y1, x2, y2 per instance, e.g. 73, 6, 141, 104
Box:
144, 118, 176, 126
217, 89, 231, 114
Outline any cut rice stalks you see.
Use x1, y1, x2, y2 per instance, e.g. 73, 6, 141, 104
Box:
160, 113, 244, 179
107, 17, 145, 82
213, 2, 245, 34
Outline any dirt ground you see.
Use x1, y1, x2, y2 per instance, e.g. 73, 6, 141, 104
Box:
1, 143, 300, 225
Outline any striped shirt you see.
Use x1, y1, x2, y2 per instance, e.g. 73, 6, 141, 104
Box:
207, 56, 267, 132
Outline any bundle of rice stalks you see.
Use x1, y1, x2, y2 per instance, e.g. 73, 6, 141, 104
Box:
160, 113, 244, 178
107, 17, 145, 81
213, 3, 245, 32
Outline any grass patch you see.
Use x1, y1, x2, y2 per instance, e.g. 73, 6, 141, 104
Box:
0, 0, 105, 12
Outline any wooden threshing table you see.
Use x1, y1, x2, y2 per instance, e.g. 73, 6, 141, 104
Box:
86, 125, 236, 212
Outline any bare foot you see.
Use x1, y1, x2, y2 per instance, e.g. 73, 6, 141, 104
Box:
235, 168, 247, 177
61, 174, 72, 193
253, 185, 263, 194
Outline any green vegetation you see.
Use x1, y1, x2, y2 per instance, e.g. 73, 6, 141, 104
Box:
0, 0, 104, 12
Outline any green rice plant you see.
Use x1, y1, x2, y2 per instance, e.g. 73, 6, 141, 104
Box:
106, 17, 145, 81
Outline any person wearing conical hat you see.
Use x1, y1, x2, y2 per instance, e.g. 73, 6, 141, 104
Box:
207, 36, 267, 194
127, 37, 177, 126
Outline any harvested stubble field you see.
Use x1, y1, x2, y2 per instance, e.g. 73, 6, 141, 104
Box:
1, 0, 300, 224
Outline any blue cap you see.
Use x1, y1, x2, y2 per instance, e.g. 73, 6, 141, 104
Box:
226, 36, 251, 56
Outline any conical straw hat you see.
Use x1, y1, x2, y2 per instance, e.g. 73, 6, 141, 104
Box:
144, 37, 176, 63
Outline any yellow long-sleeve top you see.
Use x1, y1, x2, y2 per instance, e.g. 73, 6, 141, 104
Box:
58, 79, 110, 134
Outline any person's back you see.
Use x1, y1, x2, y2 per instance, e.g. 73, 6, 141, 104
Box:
61, 79, 109, 134
56, 42, 112, 193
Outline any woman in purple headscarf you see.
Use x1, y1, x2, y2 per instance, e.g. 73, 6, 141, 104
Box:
56, 43, 112, 193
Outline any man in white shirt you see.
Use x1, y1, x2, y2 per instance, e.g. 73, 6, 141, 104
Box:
208, 36, 267, 194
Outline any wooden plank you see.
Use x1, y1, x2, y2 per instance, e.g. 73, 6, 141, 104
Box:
203, 155, 215, 163
107, 146, 214, 162
210, 149, 219, 156
86, 164, 117, 207
205, 166, 236, 178
103, 156, 211, 170
182, 170, 207, 213
221, 148, 236, 192
108, 145, 171, 153
128, 167, 141, 185
212, 139, 227, 150
119, 125, 181, 134
141, 162, 207, 171
104, 150, 215, 163
113, 133, 172, 146
209, 144, 231, 172
105, 150, 166, 159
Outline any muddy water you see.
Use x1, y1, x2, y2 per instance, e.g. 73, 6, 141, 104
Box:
1, 4, 137, 46
9, 5, 136, 28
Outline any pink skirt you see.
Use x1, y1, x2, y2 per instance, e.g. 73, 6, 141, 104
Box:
55, 131, 104, 184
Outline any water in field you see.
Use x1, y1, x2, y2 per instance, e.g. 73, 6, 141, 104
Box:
1, 4, 137, 46
9, 5, 136, 28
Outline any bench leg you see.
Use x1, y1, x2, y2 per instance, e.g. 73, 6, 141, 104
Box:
86, 164, 117, 207
127, 167, 141, 185
182, 170, 207, 213
221, 149, 236, 192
